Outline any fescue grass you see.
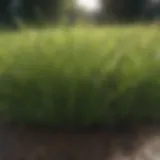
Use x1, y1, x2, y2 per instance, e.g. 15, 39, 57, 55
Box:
0, 26, 160, 128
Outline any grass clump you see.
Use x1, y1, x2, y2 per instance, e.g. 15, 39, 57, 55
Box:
0, 26, 160, 128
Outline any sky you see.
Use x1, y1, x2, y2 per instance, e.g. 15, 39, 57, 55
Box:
76, 0, 101, 11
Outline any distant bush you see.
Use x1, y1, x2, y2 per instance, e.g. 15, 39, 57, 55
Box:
0, 26, 160, 128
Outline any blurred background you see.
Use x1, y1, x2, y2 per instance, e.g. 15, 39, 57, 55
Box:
0, 0, 160, 28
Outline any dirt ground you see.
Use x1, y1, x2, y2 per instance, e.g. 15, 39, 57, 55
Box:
0, 124, 159, 160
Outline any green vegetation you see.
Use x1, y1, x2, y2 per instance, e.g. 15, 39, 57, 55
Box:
0, 26, 160, 128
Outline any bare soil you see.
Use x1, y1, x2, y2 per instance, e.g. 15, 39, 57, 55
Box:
0, 124, 159, 160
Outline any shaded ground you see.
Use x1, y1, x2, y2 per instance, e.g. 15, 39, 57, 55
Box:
0, 124, 159, 160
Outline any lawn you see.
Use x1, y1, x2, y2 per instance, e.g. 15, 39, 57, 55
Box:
0, 26, 160, 128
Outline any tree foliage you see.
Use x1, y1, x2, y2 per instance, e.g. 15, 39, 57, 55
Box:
21, 0, 64, 22
0, 0, 65, 25
101, 0, 148, 21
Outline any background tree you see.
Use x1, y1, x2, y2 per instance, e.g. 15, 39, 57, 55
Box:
100, 0, 149, 22
0, 0, 66, 26
21, 0, 65, 22
0, 0, 12, 25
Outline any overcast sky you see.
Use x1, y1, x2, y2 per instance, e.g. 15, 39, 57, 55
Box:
76, 0, 101, 11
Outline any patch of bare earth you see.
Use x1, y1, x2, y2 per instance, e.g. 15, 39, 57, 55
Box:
0, 124, 159, 160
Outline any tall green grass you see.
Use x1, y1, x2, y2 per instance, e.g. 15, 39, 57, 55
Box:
0, 26, 160, 127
